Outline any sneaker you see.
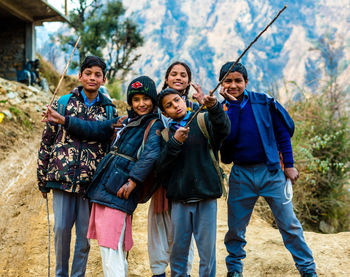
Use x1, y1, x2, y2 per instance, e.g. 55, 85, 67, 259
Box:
227, 272, 243, 277
301, 273, 317, 277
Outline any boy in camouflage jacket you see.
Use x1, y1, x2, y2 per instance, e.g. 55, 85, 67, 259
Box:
37, 56, 116, 277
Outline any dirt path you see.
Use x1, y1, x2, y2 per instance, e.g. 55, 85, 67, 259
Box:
0, 133, 349, 276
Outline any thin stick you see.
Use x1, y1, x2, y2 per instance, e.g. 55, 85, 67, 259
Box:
185, 6, 287, 128
46, 197, 51, 277
48, 36, 81, 107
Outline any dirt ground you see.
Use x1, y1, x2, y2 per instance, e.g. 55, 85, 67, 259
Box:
0, 81, 349, 276
0, 126, 349, 277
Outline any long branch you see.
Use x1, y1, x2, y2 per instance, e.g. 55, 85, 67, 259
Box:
48, 36, 81, 107
184, 5, 287, 128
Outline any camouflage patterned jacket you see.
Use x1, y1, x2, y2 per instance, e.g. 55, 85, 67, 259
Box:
37, 86, 117, 194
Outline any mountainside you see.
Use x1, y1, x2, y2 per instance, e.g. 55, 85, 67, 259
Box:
121, 0, 350, 95
38, 0, 350, 98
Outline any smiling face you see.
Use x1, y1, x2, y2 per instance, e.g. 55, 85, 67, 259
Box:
131, 94, 154, 116
161, 93, 188, 121
221, 71, 248, 99
165, 64, 190, 93
79, 65, 106, 94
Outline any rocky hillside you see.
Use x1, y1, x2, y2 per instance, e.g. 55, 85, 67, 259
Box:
0, 77, 49, 160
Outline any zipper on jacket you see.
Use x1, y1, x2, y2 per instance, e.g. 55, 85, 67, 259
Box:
73, 102, 103, 192
72, 102, 90, 192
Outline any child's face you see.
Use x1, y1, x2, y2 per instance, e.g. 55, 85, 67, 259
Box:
165, 64, 190, 92
162, 94, 188, 121
221, 71, 248, 99
79, 66, 106, 93
131, 94, 153, 116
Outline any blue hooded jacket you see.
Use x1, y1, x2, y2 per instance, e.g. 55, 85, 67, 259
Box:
221, 90, 294, 171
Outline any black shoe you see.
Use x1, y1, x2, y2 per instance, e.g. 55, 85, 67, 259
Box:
227, 272, 243, 277
301, 273, 317, 277
152, 274, 165, 277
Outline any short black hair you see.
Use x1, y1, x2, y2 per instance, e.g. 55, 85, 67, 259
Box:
219, 62, 248, 82
157, 88, 182, 112
80, 56, 107, 77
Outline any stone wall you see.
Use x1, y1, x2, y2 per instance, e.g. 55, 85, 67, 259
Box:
0, 19, 26, 81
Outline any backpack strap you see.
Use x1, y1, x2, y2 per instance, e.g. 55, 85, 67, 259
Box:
136, 119, 158, 159
54, 93, 73, 143
111, 118, 158, 161
197, 112, 209, 140
57, 93, 73, 115
197, 113, 227, 198
105, 105, 117, 153
105, 105, 114, 120
161, 128, 170, 142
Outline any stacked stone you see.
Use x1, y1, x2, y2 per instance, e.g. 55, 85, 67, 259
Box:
0, 77, 50, 121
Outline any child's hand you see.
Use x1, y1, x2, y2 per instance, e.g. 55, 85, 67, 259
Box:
174, 127, 190, 143
203, 94, 217, 108
220, 87, 237, 101
117, 179, 137, 200
191, 83, 205, 105
41, 106, 65, 125
284, 167, 299, 184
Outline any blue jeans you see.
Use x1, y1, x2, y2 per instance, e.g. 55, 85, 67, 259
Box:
170, 199, 217, 277
225, 164, 316, 275
53, 189, 90, 277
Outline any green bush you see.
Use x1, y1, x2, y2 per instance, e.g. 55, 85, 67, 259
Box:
9, 106, 33, 130
289, 93, 350, 233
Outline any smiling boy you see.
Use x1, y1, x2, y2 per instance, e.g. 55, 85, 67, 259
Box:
157, 87, 230, 277
219, 62, 317, 277
37, 56, 116, 277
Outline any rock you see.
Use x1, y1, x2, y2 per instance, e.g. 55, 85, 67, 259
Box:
23, 90, 33, 98
35, 105, 42, 112
319, 220, 335, 233
0, 86, 6, 95
6, 91, 17, 99
2, 110, 12, 119
28, 86, 40, 94
8, 97, 21, 105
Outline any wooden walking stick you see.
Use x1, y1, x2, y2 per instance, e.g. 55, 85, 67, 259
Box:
185, 5, 287, 128
46, 197, 51, 277
47, 36, 81, 108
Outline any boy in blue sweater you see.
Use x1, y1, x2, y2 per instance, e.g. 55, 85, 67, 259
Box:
157, 87, 230, 277
219, 62, 317, 277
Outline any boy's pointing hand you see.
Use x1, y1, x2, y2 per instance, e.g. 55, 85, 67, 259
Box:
174, 127, 190, 143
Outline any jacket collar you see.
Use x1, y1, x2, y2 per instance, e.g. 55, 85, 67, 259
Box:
125, 113, 158, 128
71, 86, 114, 106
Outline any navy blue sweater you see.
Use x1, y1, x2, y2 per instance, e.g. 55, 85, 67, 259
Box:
223, 99, 294, 167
